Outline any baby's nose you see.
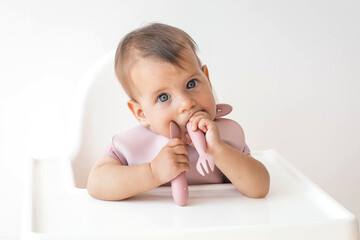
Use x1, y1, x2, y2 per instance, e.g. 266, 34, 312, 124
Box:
177, 96, 196, 114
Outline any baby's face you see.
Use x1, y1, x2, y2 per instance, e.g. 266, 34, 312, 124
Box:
128, 49, 216, 142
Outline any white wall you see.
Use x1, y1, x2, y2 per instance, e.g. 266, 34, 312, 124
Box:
0, 0, 359, 239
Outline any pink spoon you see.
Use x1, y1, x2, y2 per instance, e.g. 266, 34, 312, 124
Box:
170, 121, 188, 206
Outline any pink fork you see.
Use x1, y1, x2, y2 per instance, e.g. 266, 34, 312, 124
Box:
186, 122, 215, 176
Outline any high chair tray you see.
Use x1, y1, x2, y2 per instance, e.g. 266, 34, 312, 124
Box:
22, 150, 359, 240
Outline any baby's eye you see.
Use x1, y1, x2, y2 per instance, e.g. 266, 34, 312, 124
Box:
186, 79, 197, 89
158, 93, 170, 102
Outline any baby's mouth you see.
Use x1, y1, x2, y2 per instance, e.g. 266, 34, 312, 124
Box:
172, 110, 205, 145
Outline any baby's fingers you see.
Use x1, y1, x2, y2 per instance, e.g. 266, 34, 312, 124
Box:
177, 162, 190, 172
197, 118, 215, 133
189, 112, 210, 131
176, 155, 190, 165
172, 145, 189, 157
167, 138, 185, 147
167, 139, 188, 155
171, 155, 190, 174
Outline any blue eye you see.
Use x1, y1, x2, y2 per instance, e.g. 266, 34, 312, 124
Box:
158, 93, 170, 102
187, 79, 197, 89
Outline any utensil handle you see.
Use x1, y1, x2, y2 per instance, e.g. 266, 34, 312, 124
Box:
171, 172, 188, 206
186, 122, 206, 155
170, 121, 188, 206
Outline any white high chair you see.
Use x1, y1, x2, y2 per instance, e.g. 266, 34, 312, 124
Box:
22, 51, 359, 240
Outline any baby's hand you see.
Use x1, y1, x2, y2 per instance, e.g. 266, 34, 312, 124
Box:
150, 138, 189, 184
188, 111, 222, 153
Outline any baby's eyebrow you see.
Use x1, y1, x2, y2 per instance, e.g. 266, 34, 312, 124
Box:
150, 87, 167, 97
181, 71, 201, 83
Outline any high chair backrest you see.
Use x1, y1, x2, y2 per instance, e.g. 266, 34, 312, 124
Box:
69, 51, 137, 188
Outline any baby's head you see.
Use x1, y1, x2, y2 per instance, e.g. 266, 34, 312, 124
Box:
114, 23, 216, 140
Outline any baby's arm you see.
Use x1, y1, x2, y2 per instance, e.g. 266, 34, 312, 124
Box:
189, 112, 270, 198
87, 138, 189, 201
211, 143, 270, 198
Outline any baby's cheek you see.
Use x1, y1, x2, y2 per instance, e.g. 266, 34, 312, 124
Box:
163, 127, 171, 138
149, 123, 169, 138
206, 99, 216, 119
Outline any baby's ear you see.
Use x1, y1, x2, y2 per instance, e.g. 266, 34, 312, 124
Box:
127, 100, 149, 127
201, 64, 212, 88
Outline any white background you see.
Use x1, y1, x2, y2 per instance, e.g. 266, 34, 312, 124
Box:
0, 0, 359, 239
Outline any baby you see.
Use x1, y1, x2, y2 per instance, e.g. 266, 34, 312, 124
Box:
87, 23, 270, 201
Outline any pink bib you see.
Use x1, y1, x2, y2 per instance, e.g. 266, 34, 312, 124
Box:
111, 110, 246, 185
